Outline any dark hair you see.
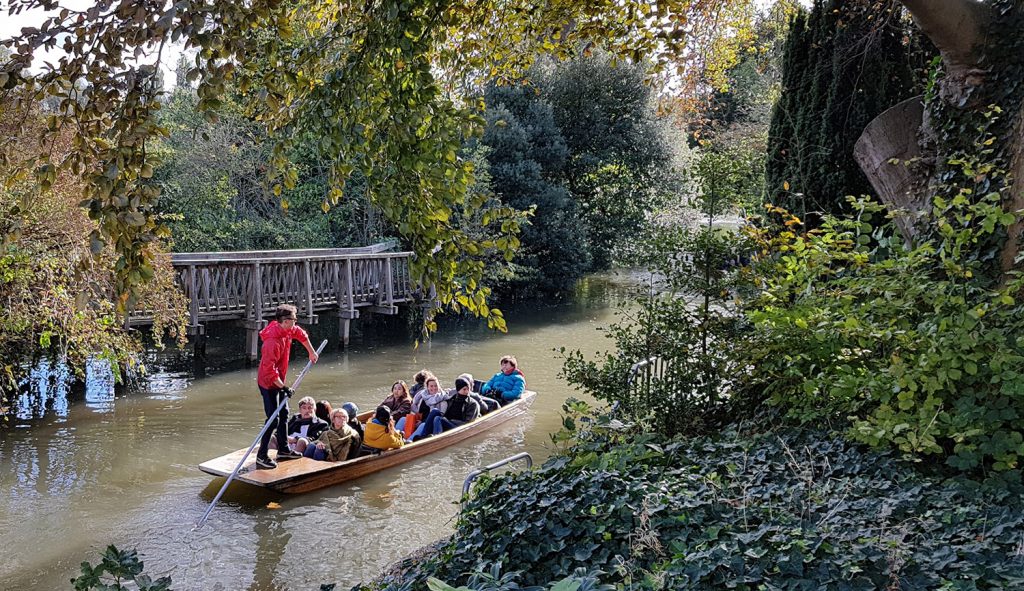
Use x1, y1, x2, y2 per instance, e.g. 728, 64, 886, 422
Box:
315, 400, 333, 423
275, 304, 298, 321
413, 369, 432, 385
500, 355, 517, 368
391, 380, 411, 400
374, 406, 392, 432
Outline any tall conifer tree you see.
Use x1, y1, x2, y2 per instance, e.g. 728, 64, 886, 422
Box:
766, 0, 919, 222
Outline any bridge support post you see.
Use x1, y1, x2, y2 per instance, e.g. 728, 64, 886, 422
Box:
339, 318, 351, 350
244, 321, 265, 362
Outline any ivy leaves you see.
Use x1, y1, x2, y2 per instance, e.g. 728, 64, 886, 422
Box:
378, 429, 1024, 590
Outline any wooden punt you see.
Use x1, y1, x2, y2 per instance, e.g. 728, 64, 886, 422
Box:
199, 390, 537, 493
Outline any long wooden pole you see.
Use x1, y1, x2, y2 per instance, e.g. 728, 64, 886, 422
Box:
196, 339, 328, 529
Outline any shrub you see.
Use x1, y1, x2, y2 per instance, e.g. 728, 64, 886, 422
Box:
374, 422, 1024, 590
746, 190, 1024, 473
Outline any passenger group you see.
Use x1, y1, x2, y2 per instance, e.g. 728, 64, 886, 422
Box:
253, 305, 527, 471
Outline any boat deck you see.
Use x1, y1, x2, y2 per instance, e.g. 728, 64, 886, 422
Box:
199, 391, 536, 493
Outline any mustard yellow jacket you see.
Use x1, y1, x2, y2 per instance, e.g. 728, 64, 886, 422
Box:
363, 419, 405, 450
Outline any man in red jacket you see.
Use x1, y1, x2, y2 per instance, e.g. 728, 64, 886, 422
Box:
256, 304, 319, 469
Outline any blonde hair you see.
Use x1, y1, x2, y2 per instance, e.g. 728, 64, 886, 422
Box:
330, 408, 349, 422
298, 395, 316, 408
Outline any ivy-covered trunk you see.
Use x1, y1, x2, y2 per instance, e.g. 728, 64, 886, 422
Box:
856, 0, 1024, 276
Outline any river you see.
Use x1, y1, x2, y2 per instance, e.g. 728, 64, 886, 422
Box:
0, 272, 638, 591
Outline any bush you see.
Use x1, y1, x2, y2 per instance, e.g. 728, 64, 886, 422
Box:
745, 191, 1024, 473
373, 420, 1024, 590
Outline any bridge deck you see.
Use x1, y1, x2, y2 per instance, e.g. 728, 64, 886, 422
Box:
130, 243, 421, 357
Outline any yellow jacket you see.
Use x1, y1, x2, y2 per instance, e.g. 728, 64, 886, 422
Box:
363, 419, 405, 451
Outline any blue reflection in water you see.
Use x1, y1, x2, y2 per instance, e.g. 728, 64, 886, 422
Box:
11, 356, 116, 419
84, 358, 115, 412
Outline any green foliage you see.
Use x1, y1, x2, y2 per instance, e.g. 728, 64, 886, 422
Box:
746, 176, 1024, 471
0, 100, 185, 397
373, 425, 1024, 590
2, 0, 757, 327
153, 86, 385, 252
481, 84, 588, 295
765, 0, 922, 221
544, 54, 675, 270
71, 545, 171, 591
561, 149, 753, 437
425, 566, 613, 591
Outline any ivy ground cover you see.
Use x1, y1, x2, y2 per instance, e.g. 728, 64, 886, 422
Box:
372, 431, 1024, 590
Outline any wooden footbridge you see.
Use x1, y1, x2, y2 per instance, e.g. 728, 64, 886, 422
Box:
129, 243, 424, 359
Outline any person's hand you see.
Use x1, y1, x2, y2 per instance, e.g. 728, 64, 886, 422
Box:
281, 386, 294, 398
310, 352, 319, 364
316, 442, 325, 450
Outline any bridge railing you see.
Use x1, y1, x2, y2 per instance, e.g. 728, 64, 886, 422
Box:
131, 246, 418, 332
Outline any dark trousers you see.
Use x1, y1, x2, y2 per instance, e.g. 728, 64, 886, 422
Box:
258, 386, 289, 460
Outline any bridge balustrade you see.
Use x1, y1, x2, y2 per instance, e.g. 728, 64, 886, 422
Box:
129, 244, 420, 358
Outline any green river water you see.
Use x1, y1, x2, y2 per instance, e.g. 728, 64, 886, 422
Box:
0, 272, 640, 591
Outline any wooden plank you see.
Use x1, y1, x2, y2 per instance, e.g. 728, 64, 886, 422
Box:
199, 392, 537, 494
303, 259, 314, 320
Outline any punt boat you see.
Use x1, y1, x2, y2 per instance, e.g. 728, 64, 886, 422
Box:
199, 390, 537, 493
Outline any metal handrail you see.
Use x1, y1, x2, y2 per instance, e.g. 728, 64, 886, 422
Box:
462, 452, 533, 497
626, 355, 660, 387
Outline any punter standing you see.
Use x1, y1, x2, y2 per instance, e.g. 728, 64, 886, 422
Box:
256, 304, 319, 470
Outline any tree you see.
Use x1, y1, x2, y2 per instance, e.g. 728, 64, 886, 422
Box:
543, 53, 675, 269
765, 0, 921, 222
480, 89, 591, 294
0, 0, 757, 333
854, 0, 1024, 278
0, 94, 185, 397
154, 84, 384, 252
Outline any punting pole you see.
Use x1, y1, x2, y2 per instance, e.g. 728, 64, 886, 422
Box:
195, 339, 328, 529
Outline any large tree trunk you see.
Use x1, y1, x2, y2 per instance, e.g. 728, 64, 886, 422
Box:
856, 0, 1024, 271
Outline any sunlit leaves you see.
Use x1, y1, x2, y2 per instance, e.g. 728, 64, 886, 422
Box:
2, 0, 755, 329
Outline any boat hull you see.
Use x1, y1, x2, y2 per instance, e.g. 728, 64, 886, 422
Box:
199, 390, 536, 493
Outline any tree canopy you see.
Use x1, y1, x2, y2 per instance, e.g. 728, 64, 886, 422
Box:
1, 0, 758, 330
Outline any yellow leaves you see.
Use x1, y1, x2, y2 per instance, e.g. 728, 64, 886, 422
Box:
783, 180, 790, 191
266, 502, 282, 510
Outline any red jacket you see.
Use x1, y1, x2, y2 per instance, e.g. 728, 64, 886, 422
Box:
257, 321, 310, 390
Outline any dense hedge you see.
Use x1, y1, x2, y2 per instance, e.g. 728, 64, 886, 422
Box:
372, 430, 1024, 590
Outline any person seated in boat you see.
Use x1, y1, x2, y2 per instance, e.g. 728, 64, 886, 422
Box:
315, 400, 333, 423
409, 369, 431, 398
409, 371, 437, 418
363, 406, 405, 451
408, 376, 455, 441
341, 401, 364, 442
425, 377, 479, 436
480, 355, 526, 405
303, 408, 361, 462
458, 372, 499, 415
283, 396, 330, 456
381, 380, 414, 430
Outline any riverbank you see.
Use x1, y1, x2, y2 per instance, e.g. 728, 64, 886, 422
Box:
0, 272, 639, 590
362, 424, 1024, 591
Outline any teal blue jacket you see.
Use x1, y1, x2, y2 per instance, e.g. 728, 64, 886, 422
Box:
481, 371, 525, 402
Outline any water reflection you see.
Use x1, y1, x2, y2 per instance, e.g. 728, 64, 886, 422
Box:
0, 271, 641, 591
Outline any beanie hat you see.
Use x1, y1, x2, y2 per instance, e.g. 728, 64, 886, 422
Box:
342, 402, 359, 419
455, 377, 470, 392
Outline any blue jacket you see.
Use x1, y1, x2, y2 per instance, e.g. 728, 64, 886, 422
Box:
481, 370, 525, 402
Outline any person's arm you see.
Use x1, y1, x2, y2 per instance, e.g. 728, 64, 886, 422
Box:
481, 373, 496, 394
294, 326, 318, 363
466, 400, 480, 422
